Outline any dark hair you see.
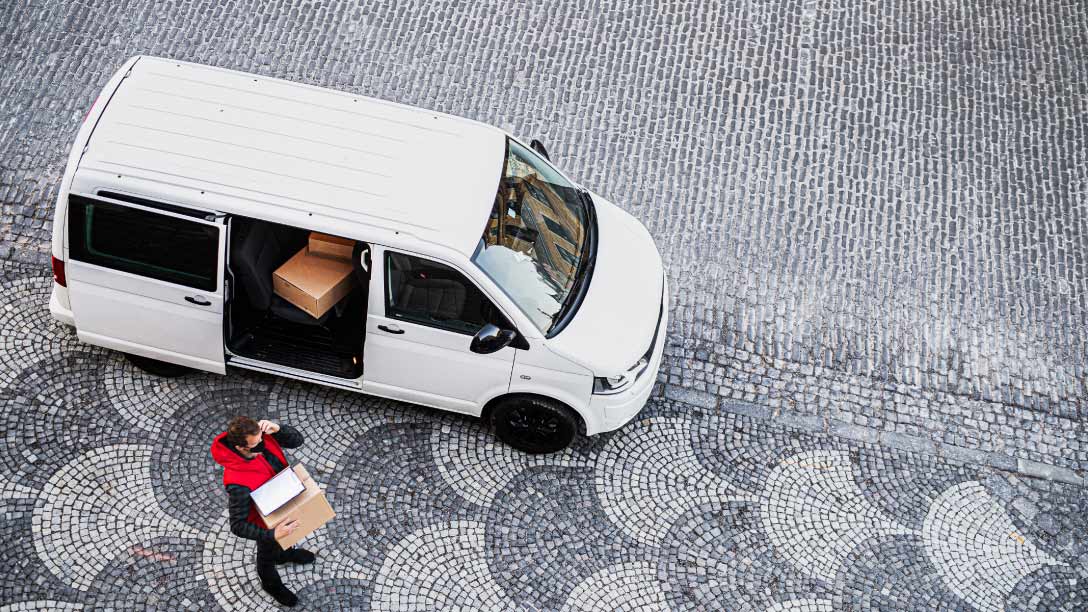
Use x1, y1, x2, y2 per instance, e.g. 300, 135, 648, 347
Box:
225, 416, 260, 448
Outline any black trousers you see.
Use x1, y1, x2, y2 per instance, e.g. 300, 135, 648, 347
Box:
256, 538, 286, 588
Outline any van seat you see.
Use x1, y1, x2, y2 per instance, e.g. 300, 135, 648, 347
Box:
234, 221, 332, 326
398, 276, 466, 321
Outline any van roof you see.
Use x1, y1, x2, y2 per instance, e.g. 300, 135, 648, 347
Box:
79, 56, 505, 256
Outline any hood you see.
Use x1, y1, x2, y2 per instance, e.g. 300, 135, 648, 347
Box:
546, 193, 664, 375
210, 432, 249, 469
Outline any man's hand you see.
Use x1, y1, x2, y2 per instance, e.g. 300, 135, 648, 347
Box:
274, 519, 300, 539
257, 420, 280, 435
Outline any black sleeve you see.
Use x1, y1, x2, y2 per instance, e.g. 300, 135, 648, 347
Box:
271, 424, 304, 449
225, 484, 275, 542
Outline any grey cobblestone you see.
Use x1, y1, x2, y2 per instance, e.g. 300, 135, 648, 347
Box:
719, 399, 773, 422
828, 419, 880, 444
1018, 458, 1087, 487
772, 410, 826, 433
938, 443, 997, 469
662, 384, 717, 410
879, 430, 937, 456
1, 265, 1085, 609
2, 0, 1085, 473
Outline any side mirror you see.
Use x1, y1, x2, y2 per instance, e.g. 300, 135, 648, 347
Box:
471, 323, 517, 354
530, 139, 551, 161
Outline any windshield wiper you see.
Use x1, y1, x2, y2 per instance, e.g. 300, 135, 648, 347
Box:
546, 189, 598, 337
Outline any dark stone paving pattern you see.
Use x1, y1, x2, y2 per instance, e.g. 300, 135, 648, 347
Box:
0, 268, 1086, 610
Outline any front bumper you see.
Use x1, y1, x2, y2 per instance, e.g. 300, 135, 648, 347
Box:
587, 276, 669, 434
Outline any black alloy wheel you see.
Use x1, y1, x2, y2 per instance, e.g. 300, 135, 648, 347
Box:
491, 396, 578, 454
124, 353, 193, 378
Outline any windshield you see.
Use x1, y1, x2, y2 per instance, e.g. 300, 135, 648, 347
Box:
472, 138, 591, 333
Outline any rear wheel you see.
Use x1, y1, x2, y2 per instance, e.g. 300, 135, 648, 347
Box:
124, 353, 192, 378
490, 396, 578, 454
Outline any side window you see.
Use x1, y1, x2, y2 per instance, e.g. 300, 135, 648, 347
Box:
68, 194, 219, 291
385, 251, 508, 335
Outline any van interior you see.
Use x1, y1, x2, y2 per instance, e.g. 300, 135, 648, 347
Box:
226, 216, 369, 379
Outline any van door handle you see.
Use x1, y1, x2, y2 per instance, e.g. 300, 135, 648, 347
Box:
378, 324, 404, 334
185, 295, 212, 306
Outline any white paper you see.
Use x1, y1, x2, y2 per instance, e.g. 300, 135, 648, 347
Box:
250, 467, 304, 515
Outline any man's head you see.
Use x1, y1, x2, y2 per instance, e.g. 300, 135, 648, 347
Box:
225, 416, 262, 454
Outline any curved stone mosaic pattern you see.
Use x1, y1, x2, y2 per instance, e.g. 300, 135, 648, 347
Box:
764, 600, 834, 612
0, 351, 135, 490
1, 268, 1086, 609
0, 276, 88, 389
835, 535, 967, 610
596, 417, 754, 546
659, 501, 835, 611
266, 381, 423, 474
32, 444, 203, 591
760, 450, 916, 583
0, 602, 84, 612
203, 511, 369, 612
485, 465, 652, 609
102, 353, 220, 435
560, 562, 669, 612
370, 521, 506, 611
86, 535, 217, 610
0, 473, 38, 500
1006, 565, 1088, 612
923, 481, 1062, 612
432, 419, 591, 508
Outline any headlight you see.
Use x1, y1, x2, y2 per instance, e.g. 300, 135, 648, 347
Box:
593, 373, 632, 394
593, 357, 650, 395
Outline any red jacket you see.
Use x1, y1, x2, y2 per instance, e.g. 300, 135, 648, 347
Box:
210, 431, 288, 528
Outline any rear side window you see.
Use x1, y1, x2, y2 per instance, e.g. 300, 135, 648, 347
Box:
68, 194, 219, 291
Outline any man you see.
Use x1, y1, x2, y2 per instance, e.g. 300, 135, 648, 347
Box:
210, 416, 316, 607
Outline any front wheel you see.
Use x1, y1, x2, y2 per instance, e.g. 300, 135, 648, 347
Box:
490, 396, 578, 454
124, 353, 193, 378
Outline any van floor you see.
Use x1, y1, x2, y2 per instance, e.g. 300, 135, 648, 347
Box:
229, 317, 361, 379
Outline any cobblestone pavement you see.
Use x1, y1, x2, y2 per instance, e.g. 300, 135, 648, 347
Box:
1, 265, 1087, 610
1, 0, 1086, 609
3, 0, 1087, 473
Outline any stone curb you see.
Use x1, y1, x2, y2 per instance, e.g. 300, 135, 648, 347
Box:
689, 392, 1087, 488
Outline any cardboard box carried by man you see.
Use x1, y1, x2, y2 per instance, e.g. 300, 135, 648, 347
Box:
254, 464, 336, 549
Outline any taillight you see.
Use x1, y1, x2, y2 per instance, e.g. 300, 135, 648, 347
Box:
51, 256, 66, 287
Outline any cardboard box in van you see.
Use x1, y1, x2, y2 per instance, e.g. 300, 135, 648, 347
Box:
272, 248, 354, 319
257, 464, 336, 549
309, 232, 354, 260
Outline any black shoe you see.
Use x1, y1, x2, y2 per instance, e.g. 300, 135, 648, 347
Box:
277, 548, 316, 565
262, 582, 299, 607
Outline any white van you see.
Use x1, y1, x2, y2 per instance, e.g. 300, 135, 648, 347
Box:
48, 56, 667, 453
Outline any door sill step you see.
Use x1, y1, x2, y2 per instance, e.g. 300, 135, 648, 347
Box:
227, 354, 363, 390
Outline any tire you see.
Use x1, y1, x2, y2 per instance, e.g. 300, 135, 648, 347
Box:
490, 396, 578, 454
124, 353, 193, 378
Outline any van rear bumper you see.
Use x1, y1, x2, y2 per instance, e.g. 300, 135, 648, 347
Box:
49, 285, 75, 327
